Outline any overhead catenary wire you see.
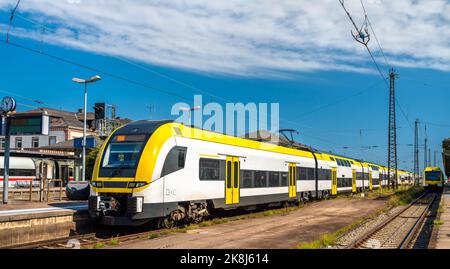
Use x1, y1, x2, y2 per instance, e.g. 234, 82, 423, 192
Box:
359, 0, 390, 67
2, 10, 411, 160
338, 0, 414, 131
0, 39, 192, 102
7, 13, 233, 104
6, 0, 21, 43
9, 11, 389, 112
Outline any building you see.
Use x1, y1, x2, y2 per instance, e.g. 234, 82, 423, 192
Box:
443, 138, 450, 178
0, 107, 97, 151
0, 106, 131, 185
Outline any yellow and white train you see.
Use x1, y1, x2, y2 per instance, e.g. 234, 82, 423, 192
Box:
88, 120, 413, 226
424, 166, 444, 190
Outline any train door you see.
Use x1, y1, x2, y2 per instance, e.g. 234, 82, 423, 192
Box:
288, 163, 297, 198
352, 169, 356, 193
225, 156, 240, 205
331, 168, 337, 195
369, 171, 373, 191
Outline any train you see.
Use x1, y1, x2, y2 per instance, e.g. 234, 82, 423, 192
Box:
424, 166, 444, 190
0, 156, 74, 188
88, 120, 413, 226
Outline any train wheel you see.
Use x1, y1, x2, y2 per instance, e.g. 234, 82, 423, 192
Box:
159, 217, 175, 229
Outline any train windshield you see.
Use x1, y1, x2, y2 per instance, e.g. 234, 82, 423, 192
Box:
425, 171, 441, 181
102, 134, 148, 168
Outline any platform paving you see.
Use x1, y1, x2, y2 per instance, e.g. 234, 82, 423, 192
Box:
435, 184, 450, 249
0, 200, 87, 220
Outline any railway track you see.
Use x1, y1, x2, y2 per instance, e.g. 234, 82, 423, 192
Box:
9, 227, 170, 249
347, 192, 437, 249
8, 201, 304, 249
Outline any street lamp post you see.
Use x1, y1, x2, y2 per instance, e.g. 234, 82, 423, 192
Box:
72, 75, 101, 182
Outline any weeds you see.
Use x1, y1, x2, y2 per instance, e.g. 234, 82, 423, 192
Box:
108, 236, 119, 246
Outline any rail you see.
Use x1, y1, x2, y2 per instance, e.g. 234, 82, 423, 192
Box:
346, 192, 434, 249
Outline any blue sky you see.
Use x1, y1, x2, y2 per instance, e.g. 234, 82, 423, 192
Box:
0, 0, 449, 171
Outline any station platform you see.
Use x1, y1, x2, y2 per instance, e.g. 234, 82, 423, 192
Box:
0, 200, 89, 248
434, 184, 450, 249
0, 200, 87, 220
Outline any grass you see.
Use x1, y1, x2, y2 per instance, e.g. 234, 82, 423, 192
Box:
108, 236, 119, 246
433, 220, 444, 226
387, 186, 425, 206
92, 242, 105, 249
438, 205, 445, 214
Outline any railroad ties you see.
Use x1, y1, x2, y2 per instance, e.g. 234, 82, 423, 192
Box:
348, 193, 438, 249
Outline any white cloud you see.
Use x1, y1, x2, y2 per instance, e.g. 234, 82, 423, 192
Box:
1, 0, 449, 77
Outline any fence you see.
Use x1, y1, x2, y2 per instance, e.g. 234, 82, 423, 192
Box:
0, 178, 65, 202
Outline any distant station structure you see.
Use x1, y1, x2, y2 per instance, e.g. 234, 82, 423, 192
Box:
0, 104, 131, 189
443, 138, 450, 179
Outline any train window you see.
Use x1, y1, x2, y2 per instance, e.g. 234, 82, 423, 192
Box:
178, 150, 186, 168
330, 157, 335, 161
0, 169, 35, 177
269, 172, 280, 187
254, 171, 267, 188
280, 172, 288, 186
297, 167, 307, 180
242, 170, 253, 188
102, 138, 147, 169
161, 146, 188, 177
307, 168, 315, 180
199, 158, 225, 181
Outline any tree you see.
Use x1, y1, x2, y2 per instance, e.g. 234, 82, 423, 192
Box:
85, 146, 101, 181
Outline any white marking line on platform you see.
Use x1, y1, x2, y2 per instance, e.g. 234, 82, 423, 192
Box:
0, 205, 87, 216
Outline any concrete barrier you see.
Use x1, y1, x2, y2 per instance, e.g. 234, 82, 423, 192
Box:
0, 210, 90, 248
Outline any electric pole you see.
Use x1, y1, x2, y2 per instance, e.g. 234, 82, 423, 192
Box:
428, 148, 431, 167
413, 119, 419, 186
387, 68, 399, 190
434, 150, 437, 166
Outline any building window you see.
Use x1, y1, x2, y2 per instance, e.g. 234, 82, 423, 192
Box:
49, 136, 56, 145
0, 138, 4, 149
32, 137, 39, 148
15, 137, 22, 149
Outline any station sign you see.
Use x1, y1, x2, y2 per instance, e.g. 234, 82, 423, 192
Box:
74, 136, 96, 149
8, 115, 49, 135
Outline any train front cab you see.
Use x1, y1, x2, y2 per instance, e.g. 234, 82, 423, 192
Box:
424, 166, 444, 191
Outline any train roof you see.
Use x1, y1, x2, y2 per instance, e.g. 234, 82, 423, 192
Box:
424, 166, 442, 172
113, 120, 409, 172
0, 156, 35, 170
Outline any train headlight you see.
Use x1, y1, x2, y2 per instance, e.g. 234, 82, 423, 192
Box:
91, 181, 103, 188
128, 182, 148, 188
136, 197, 143, 213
